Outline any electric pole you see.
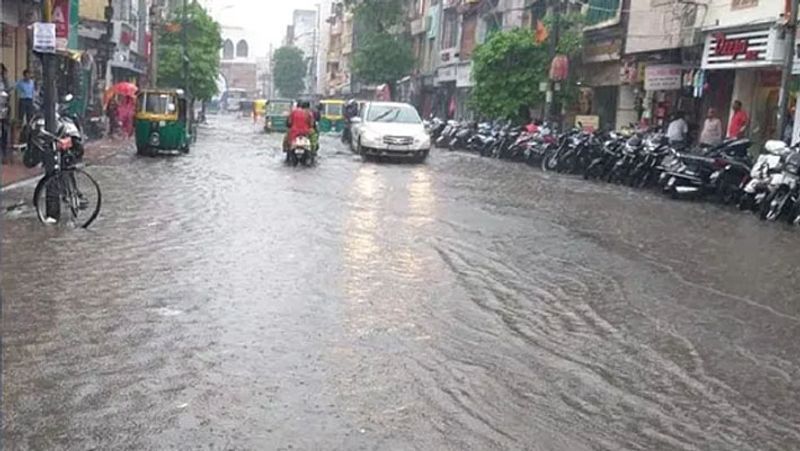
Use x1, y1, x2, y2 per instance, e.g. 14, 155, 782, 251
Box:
182, 0, 189, 96
150, 3, 161, 87
777, 0, 799, 139
41, 0, 56, 134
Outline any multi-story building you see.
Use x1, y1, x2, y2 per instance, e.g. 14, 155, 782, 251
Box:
324, 1, 353, 97
286, 9, 319, 96
219, 26, 258, 98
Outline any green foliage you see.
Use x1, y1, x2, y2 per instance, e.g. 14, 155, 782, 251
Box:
544, 12, 585, 56
345, 0, 405, 32
272, 46, 307, 98
471, 29, 549, 120
471, 17, 584, 121
352, 33, 414, 86
157, 3, 221, 101
348, 0, 413, 87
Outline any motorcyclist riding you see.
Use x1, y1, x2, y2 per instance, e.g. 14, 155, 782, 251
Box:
284, 101, 317, 160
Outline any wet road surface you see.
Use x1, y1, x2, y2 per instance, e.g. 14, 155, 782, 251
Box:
3, 115, 800, 450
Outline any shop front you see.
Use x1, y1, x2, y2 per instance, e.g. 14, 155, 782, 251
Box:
581, 37, 623, 130
701, 24, 787, 148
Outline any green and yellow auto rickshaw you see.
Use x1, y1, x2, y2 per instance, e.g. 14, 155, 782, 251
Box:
319, 99, 345, 133
264, 99, 293, 133
135, 89, 191, 156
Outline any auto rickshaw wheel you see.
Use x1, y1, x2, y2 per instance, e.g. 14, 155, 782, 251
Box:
136, 144, 153, 157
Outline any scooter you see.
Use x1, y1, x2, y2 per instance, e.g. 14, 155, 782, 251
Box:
739, 140, 791, 211
288, 135, 315, 167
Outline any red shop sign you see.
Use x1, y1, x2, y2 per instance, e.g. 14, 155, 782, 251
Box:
713, 32, 758, 60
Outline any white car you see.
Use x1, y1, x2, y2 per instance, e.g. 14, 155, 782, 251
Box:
351, 101, 430, 162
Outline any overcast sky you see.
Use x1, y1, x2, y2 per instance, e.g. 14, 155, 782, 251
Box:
202, 0, 323, 58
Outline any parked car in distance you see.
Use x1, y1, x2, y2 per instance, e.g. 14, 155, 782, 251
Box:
351, 101, 430, 163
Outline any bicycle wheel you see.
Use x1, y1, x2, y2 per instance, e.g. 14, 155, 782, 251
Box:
34, 169, 102, 228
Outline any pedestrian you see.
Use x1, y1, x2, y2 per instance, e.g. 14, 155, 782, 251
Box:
0, 64, 10, 163
666, 111, 689, 149
118, 96, 135, 138
699, 107, 723, 147
727, 100, 749, 139
106, 97, 119, 137
15, 69, 35, 125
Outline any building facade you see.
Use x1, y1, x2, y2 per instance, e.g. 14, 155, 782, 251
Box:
219, 26, 258, 97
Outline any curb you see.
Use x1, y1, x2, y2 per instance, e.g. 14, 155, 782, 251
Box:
1, 141, 132, 193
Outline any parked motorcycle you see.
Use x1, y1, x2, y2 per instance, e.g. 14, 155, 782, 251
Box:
759, 149, 800, 222
661, 138, 752, 202
739, 140, 791, 212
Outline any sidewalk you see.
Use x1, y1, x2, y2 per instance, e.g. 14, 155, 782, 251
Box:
1, 137, 131, 188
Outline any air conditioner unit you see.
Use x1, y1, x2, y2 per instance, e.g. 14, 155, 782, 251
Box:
440, 48, 460, 64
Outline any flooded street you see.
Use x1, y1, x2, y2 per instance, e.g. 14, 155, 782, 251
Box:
3, 115, 800, 450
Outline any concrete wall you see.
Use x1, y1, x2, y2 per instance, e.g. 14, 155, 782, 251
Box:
702, 0, 784, 29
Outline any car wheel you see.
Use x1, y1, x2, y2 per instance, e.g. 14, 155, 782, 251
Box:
414, 149, 429, 164
357, 139, 369, 162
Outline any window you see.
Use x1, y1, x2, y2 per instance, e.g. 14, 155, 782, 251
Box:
223, 39, 234, 59
236, 40, 249, 58
367, 105, 421, 124
460, 14, 477, 59
441, 9, 458, 49
138, 93, 175, 115
585, 0, 621, 27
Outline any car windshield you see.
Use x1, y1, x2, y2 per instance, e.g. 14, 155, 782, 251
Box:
138, 93, 175, 115
325, 103, 343, 116
367, 105, 421, 124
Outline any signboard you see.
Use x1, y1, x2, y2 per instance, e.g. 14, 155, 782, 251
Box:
575, 115, 600, 132
53, 0, 70, 50
702, 27, 782, 69
436, 65, 457, 84
644, 65, 683, 91
33, 22, 57, 54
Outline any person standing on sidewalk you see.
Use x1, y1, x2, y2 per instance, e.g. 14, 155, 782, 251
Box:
15, 69, 35, 126
0, 64, 10, 164
666, 111, 689, 150
699, 108, 723, 147
727, 100, 749, 139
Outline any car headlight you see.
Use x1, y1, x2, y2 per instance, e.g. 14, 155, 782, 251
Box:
361, 130, 381, 145
414, 133, 431, 148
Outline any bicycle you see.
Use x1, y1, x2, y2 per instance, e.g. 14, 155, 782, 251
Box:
27, 126, 102, 228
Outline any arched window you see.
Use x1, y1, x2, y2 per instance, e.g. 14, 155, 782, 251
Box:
222, 39, 234, 59
236, 40, 249, 58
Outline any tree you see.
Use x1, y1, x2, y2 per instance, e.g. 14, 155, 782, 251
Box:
272, 46, 307, 99
347, 0, 414, 92
471, 15, 584, 122
158, 2, 221, 101
351, 33, 414, 88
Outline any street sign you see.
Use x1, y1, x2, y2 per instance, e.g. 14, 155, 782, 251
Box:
33, 22, 57, 54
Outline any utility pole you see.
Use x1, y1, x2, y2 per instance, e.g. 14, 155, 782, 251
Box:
182, 0, 189, 96
778, 0, 799, 139
150, 3, 161, 87
41, 0, 57, 134
40, 0, 60, 220
545, 0, 562, 123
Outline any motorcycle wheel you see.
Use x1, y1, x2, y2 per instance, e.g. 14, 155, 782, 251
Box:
738, 193, 754, 211
583, 160, 602, 180
541, 148, 560, 172
760, 189, 788, 221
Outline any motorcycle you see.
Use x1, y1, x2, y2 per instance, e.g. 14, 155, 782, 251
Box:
288, 135, 315, 166
435, 120, 458, 148
662, 138, 752, 201
739, 140, 791, 212
759, 150, 800, 222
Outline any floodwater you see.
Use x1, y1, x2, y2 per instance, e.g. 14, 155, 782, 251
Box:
2, 115, 800, 450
